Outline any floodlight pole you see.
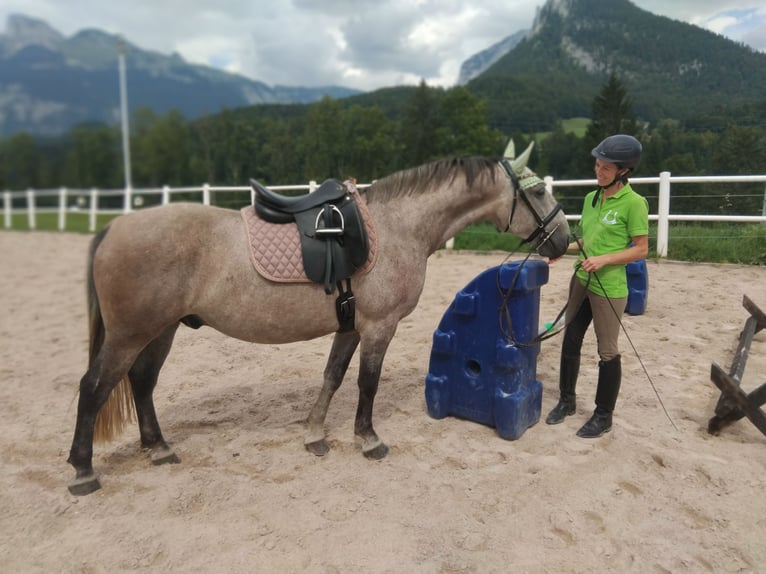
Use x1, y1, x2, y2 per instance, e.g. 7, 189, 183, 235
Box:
118, 37, 133, 211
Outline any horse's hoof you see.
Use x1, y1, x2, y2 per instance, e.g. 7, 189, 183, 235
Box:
68, 475, 101, 496
363, 442, 389, 460
151, 447, 180, 465
305, 439, 330, 457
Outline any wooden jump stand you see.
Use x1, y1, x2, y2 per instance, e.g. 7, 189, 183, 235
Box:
708, 295, 766, 437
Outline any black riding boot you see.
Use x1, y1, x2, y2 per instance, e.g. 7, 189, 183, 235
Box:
545, 353, 580, 425
577, 355, 621, 438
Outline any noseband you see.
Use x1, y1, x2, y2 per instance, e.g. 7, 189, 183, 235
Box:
500, 159, 563, 248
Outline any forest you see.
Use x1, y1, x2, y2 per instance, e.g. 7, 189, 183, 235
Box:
1, 75, 765, 219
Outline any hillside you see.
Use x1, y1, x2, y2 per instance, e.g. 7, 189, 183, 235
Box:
467, 0, 766, 132
0, 14, 361, 136
3, 1, 766, 140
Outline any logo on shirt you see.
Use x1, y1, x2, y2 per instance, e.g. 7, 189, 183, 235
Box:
602, 210, 619, 225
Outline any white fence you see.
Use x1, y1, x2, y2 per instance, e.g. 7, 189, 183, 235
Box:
544, 173, 766, 257
3, 173, 765, 258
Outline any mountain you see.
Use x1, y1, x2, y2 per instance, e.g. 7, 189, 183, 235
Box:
0, 14, 361, 137
457, 29, 527, 86
466, 0, 766, 132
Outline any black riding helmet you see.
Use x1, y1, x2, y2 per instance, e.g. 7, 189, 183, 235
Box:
591, 134, 642, 170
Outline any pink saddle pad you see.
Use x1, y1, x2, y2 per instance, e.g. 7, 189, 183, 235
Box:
241, 182, 378, 283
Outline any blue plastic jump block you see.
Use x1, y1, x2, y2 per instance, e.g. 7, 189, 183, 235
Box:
625, 259, 648, 316
425, 259, 549, 440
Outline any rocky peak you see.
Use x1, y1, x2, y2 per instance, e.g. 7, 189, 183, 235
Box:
2, 14, 64, 54
457, 29, 528, 85
529, 0, 572, 37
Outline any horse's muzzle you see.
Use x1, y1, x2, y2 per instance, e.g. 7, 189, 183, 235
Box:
534, 222, 570, 259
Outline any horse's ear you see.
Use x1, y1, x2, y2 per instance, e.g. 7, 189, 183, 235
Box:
510, 141, 535, 173
503, 139, 516, 160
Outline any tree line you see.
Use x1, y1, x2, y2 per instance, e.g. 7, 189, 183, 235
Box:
1, 76, 764, 216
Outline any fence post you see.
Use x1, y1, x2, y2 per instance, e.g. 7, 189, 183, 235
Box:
544, 175, 554, 195
26, 189, 36, 230
656, 171, 671, 258
762, 184, 765, 225
89, 188, 98, 232
123, 185, 133, 213
162, 185, 170, 205
203, 183, 211, 205
58, 187, 67, 231
3, 191, 10, 229
309, 180, 317, 192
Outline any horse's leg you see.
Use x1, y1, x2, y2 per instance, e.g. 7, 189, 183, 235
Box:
305, 330, 360, 456
354, 327, 396, 460
128, 325, 180, 466
67, 344, 141, 495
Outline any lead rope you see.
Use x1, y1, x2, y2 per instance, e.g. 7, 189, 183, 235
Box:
496, 235, 678, 431
496, 242, 586, 347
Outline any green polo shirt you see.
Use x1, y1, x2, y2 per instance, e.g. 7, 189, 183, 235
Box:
575, 183, 649, 297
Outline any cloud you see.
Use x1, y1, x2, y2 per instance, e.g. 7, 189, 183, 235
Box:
741, 20, 766, 50
1, 0, 764, 92
704, 15, 740, 34
699, 7, 766, 51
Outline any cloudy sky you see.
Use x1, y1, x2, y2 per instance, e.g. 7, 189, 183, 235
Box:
2, 0, 765, 91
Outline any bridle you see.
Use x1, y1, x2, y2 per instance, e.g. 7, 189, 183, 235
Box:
500, 159, 563, 250
496, 158, 566, 347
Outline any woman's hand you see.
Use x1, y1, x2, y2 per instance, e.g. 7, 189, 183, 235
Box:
579, 255, 610, 273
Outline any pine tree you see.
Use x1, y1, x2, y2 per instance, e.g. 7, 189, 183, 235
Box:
582, 73, 640, 173
588, 73, 638, 134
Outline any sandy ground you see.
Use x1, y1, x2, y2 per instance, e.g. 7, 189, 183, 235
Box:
1, 230, 765, 574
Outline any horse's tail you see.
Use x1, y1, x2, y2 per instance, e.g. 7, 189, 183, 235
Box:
88, 228, 136, 443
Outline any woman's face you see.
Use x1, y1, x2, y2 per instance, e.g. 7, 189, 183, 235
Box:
594, 159, 620, 187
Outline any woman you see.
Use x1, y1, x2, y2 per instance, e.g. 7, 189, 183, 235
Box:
546, 134, 649, 438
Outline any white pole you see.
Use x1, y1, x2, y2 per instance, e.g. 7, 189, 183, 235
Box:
544, 175, 554, 195
657, 171, 671, 258
89, 188, 98, 232
118, 38, 133, 211
3, 191, 11, 229
203, 183, 211, 205
58, 187, 67, 231
26, 189, 36, 230
762, 184, 765, 225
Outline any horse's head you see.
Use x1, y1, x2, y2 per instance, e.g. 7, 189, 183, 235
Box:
501, 140, 570, 259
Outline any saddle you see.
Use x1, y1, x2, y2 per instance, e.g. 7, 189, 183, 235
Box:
250, 178, 371, 297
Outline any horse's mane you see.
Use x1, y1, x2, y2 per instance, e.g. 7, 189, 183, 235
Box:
365, 156, 499, 204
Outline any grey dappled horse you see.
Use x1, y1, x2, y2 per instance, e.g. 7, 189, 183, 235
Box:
67, 148, 570, 495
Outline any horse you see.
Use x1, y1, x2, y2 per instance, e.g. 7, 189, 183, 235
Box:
66, 146, 570, 495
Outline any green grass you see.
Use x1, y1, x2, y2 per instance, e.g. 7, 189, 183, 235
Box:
664, 223, 766, 265
453, 222, 766, 265
560, 117, 590, 137
4, 213, 764, 265
536, 117, 591, 140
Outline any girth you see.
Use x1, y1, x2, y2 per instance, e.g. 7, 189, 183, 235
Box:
250, 178, 371, 332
